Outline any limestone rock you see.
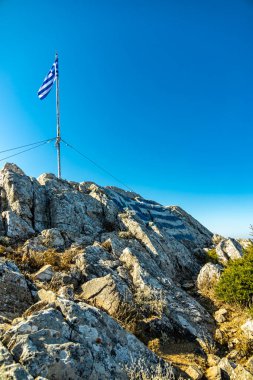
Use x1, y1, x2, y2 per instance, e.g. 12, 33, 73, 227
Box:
81, 274, 134, 316
0, 164, 217, 351
2, 211, 34, 239
212, 234, 224, 244
40, 228, 65, 249
186, 365, 203, 379
241, 319, 253, 339
0, 259, 34, 319
57, 286, 74, 300
167, 205, 213, 246
38, 289, 57, 303
197, 263, 222, 293
214, 308, 228, 323
218, 357, 236, 377
0, 341, 33, 379
1, 297, 174, 379
216, 238, 243, 263
230, 365, 253, 380
33, 265, 54, 282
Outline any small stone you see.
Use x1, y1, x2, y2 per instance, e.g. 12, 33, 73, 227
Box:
227, 350, 239, 360
214, 308, 228, 323
214, 329, 223, 343
38, 289, 57, 303
182, 281, 195, 290
57, 286, 74, 300
186, 365, 203, 379
33, 264, 54, 282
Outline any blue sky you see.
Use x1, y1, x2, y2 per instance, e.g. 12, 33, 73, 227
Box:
0, 0, 253, 238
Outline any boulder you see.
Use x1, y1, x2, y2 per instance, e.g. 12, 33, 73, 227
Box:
81, 274, 134, 316
2, 211, 34, 239
197, 263, 222, 293
216, 238, 243, 263
38, 289, 57, 303
218, 358, 236, 377
57, 285, 74, 300
0, 259, 34, 319
40, 228, 65, 249
241, 319, 253, 339
1, 297, 175, 379
33, 264, 54, 282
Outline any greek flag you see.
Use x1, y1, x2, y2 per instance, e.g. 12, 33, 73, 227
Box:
38, 56, 58, 100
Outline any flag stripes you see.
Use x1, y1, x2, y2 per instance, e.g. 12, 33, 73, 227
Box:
38, 56, 58, 100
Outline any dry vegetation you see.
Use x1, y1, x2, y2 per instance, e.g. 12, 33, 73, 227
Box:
22, 248, 79, 271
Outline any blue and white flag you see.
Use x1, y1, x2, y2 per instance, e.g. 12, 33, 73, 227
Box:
38, 56, 58, 100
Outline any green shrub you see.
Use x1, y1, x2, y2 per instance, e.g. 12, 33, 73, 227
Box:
215, 245, 253, 306
206, 248, 219, 264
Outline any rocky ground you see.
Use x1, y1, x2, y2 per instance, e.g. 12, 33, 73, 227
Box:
0, 163, 252, 379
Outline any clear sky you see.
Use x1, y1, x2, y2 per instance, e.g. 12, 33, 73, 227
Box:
0, 0, 253, 238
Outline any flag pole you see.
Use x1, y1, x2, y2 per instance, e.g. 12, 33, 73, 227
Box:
55, 52, 61, 179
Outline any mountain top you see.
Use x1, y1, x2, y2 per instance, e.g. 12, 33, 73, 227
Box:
0, 163, 252, 380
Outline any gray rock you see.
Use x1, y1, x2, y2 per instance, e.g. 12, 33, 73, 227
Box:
2, 211, 34, 239
186, 365, 203, 379
197, 263, 222, 293
0, 164, 216, 349
0, 259, 34, 319
1, 297, 174, 380
241, 319, 253, 339
0, 341, 33, 379
81, 274, 134, 316
40, 228, 65, 249
216, 238, 243, 263
33, 265, 54, 282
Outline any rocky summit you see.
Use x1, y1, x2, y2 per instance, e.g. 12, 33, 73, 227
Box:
0, 163, 252, 380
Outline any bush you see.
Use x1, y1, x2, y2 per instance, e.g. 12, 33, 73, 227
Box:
215, 245, 253, 306
205, 248, 219, 264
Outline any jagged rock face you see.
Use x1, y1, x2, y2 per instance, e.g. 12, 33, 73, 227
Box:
75, 236, 214, 349
0, 164, 215, 348
0, 259, 34, 320
0, 163, 219, 377
0, 163, 212, 247
0, 298, 173, 380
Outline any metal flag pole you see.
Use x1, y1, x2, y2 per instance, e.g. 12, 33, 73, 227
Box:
55, 52, 61, 179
